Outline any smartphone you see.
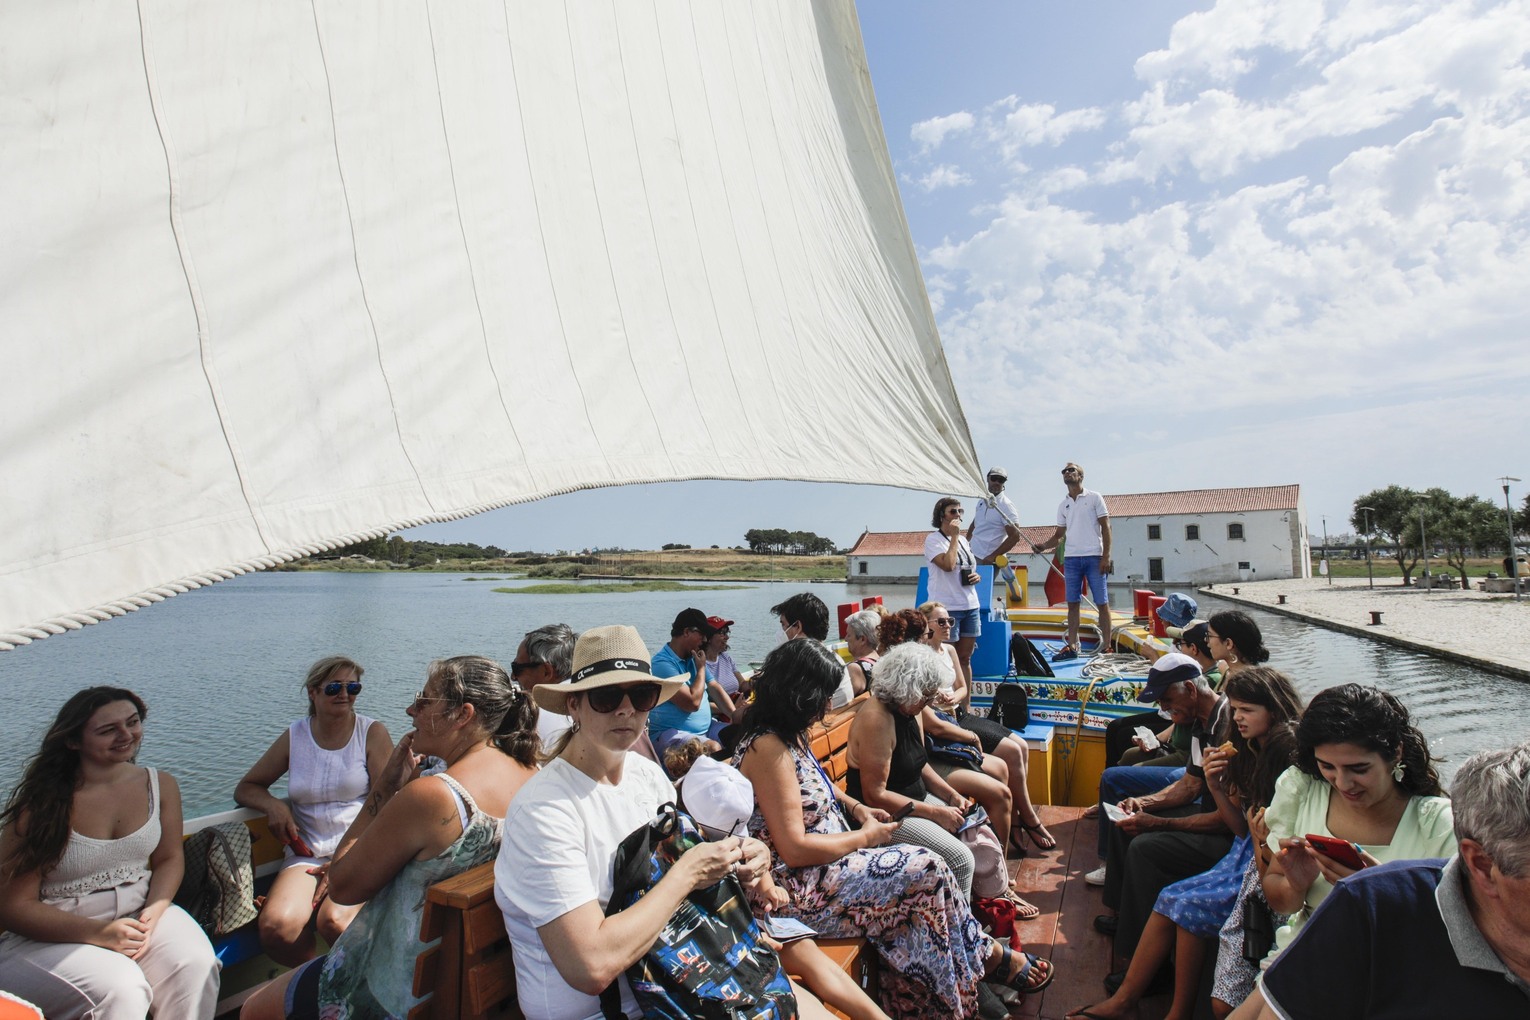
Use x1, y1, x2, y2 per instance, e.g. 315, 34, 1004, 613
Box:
1304, 834, 1365, 869
891, 802, 917, 822
287, 833, 316, 858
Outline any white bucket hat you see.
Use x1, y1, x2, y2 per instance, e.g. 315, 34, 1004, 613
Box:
681, 755, 755, 838
530, 624, 687, 715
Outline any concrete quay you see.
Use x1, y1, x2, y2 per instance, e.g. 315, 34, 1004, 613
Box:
1198, 577, 1530, 682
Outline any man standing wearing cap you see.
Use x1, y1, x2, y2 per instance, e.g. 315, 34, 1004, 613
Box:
968, 468, 1023, 565
647, 608, 719, 753
1094, 653, 1233, 970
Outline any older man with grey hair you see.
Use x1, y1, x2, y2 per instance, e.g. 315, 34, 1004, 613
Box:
1247, 741, 1530, 1018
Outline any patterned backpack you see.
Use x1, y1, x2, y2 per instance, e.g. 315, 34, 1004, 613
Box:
599, 804, 797, 1020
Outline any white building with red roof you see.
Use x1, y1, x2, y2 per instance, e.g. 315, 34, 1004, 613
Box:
846, 484, 1308, 587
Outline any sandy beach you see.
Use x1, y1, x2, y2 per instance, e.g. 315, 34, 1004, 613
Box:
1198, 577, 1530, 681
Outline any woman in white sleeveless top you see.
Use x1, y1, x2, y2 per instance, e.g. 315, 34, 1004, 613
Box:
0, 686, 220, 1019
235, 656, 391, 965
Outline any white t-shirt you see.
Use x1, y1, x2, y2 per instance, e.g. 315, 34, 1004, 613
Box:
494, 754, 675, 1020
1056, 489, 1109, 557
923, 531, 981, 611
969, 492, 1019, 560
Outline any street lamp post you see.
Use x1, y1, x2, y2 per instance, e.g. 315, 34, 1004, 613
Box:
1420, 508, 1430, 590
1501, 476, 1522, 601
1360, 506, 1376, 590
1321, 516, 1332, 585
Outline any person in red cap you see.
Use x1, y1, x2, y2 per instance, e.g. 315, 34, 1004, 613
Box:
701, 615, 750, 725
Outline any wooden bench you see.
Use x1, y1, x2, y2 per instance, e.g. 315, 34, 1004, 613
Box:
412, 694, 877, 1020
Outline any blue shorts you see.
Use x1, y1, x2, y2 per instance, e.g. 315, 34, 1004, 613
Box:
283, 955, 324, 1020
948, 606, 982, 640
1064, 555, 1106, 604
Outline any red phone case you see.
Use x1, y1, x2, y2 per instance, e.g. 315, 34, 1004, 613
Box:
1304, 833, 1363, 869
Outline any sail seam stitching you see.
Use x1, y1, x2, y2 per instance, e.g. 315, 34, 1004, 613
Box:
133, 0, 277, 552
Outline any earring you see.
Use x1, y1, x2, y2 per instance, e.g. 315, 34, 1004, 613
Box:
1392, 761, 1406, 783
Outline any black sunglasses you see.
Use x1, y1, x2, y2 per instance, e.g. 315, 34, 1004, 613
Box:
587, 682, 663, 714
321, 681, 362, 697
510, 660, 541, 678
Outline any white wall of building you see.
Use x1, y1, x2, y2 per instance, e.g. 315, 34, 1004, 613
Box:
845, 553, 923, 582
1113, 509, 1309, 584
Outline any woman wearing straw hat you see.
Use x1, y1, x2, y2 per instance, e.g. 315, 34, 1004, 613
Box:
494, 624, 838, 1020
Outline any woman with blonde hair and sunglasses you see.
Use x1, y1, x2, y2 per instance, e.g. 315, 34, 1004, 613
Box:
234, 656, 392, 966
243, 655, 539, 1020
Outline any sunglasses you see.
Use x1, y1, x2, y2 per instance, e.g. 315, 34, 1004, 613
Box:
587, 682, 663, 714
410, 690, 451, 713
933, 617, 953, 627
319, 681, 363, 697
510, 660, 541, 678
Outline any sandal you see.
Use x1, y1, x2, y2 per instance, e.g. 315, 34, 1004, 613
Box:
990, 945, 1056, 995
1018, 818, 1058, 851
1003, 890, 1040, 920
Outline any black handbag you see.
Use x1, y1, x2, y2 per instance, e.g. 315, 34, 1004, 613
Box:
987, 683, 1031, 731
1241, 894, 1277, 965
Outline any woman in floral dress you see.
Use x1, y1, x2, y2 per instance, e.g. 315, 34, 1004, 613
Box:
735, 639, 1054, 1018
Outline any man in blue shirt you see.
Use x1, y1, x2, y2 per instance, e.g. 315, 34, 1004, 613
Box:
646, 608, 717, 753
1251, 742, 1530, 1018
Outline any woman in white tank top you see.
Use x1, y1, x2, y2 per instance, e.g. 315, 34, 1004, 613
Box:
0, 686, 220, 1019
234, 657, 391, 966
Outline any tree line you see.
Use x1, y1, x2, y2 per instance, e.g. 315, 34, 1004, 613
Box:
325, 535, 509, 567
1351, 485, 1528, 587
743, 528, 839, 556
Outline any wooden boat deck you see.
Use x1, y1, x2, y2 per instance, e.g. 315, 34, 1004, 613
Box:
1007, 805, 1173, 1020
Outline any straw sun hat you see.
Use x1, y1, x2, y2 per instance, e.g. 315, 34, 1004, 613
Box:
530, 624, 688, 715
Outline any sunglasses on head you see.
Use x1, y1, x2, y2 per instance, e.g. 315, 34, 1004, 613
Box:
320, 681, 363, 697
587, 682, 663, 714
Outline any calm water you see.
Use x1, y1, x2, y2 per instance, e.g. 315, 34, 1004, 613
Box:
0, 575, 1520, 815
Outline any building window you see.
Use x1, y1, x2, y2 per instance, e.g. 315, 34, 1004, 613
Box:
1185, 524, 1200, 541
1238, 561, 1251, 570
1149, 557, 1164, 582
1228, 522, 1245, 540
857, 561, 868, 574
1147, 524, 1162, 540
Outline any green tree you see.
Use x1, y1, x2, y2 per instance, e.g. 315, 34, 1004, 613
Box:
1426, 491, 1503, 589
1352, 486, 1424, 585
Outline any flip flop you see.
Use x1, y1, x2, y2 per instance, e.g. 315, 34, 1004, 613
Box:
1018, 819, 1058, 851
1081, 803, 1100, 819
1003, 890, 1041, 920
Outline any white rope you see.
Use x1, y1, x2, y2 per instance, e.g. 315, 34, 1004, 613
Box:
1081, 652, 1152, 679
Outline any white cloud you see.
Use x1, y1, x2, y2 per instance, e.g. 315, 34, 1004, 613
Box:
915, 164, 973, 191
985, 98, 1106, 162
910, 111, 974, 152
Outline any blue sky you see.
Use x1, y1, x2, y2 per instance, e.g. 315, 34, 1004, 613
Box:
412, 0, 1530, 552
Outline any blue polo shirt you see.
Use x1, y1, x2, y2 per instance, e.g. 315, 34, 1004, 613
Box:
1262, 856, 1530, 1017
646, 643, 711, 745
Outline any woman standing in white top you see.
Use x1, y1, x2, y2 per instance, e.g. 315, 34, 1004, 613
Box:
0, 687, 219, 1019
924, 497, 983, 689
235, 656, 391, 965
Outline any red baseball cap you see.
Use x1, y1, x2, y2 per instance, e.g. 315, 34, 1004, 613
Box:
706, 615, 735, 631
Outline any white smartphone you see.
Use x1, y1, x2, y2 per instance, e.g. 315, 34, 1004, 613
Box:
1133, 725, 1161, 751
1103, 801, 1133, 824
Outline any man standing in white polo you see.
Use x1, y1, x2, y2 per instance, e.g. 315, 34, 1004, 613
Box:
1035, 462, 1112, 660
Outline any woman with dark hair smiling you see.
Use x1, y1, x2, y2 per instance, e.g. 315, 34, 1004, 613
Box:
1252, 684, 1455, 984
0, 687, 219, 1019
737, 638, 1054, 1017
1205, 611, 1269, 679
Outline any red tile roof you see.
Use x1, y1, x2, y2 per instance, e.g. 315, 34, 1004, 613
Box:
1103, 484, 1301, 516
847, 486, 1300, 557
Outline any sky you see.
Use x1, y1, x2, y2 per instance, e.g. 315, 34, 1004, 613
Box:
411, 0, 1530, 552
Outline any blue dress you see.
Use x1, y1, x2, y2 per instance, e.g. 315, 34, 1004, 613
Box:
1153, 833, 1252, 937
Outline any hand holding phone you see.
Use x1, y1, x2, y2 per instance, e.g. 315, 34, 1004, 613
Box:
890, 802, 917, 822
1303, 834, 1365, 870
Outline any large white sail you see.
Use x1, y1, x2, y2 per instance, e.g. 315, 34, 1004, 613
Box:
0, 0, 978, 649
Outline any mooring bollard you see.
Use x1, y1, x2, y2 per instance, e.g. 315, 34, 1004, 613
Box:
1277, 594, 1288, 605
1369, 611, 1384, 626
